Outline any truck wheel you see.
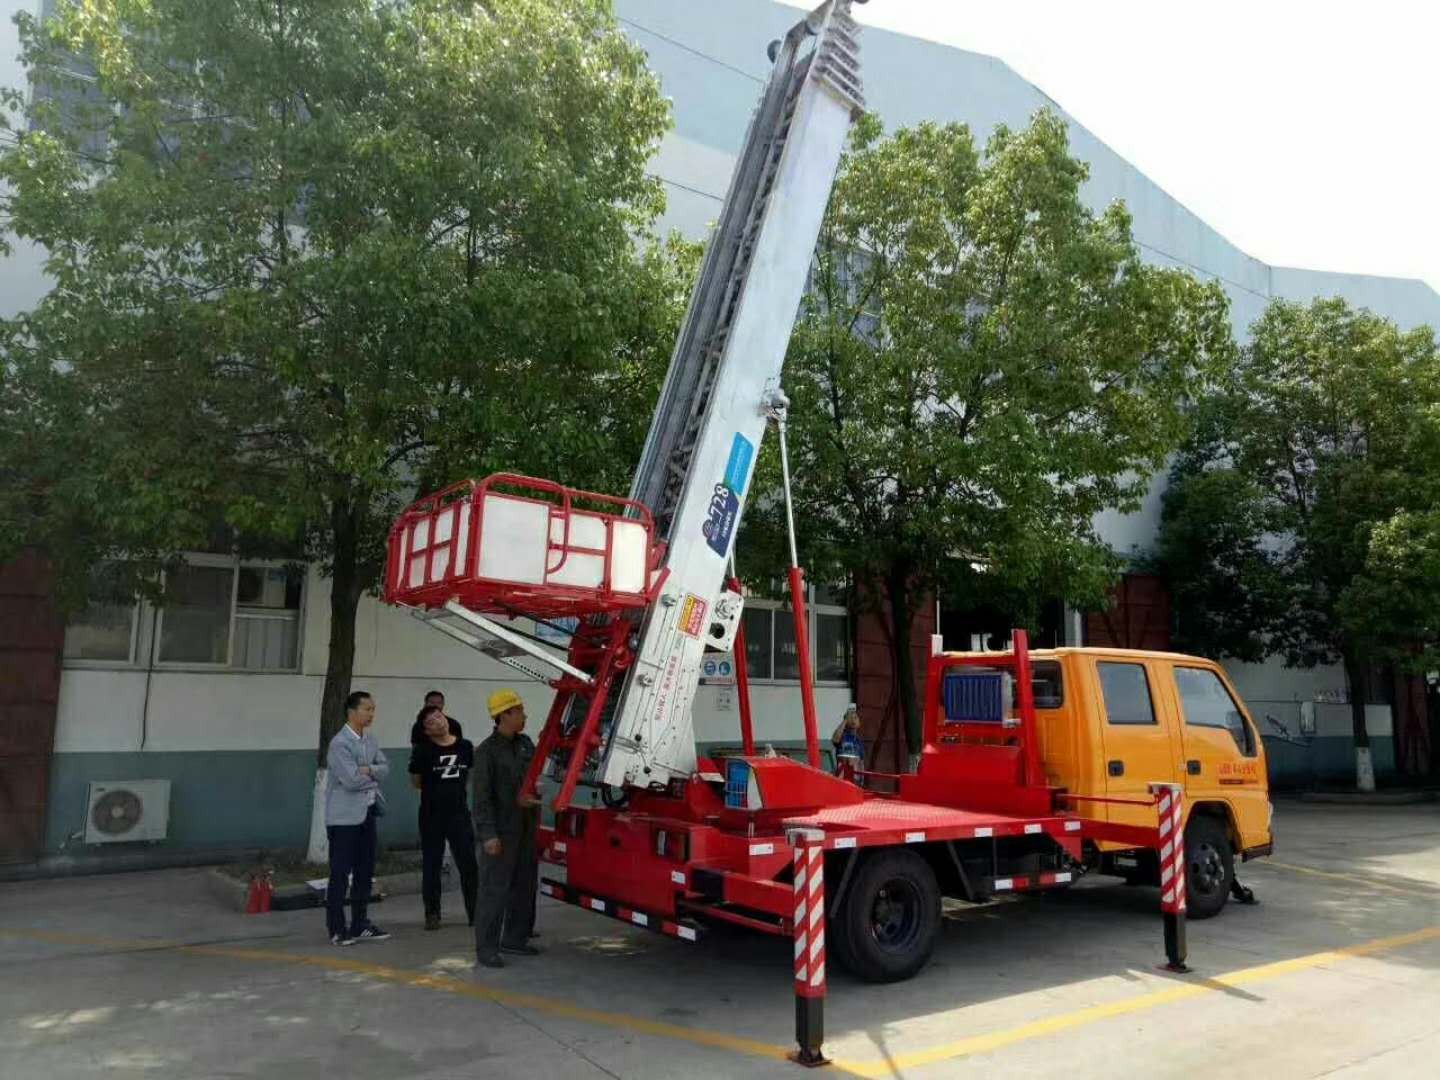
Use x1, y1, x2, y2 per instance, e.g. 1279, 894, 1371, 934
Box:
1185, 815, 1234, 920
833, 850, 941, 983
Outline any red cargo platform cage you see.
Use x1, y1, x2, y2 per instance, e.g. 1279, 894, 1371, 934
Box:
383, 473, 661, 620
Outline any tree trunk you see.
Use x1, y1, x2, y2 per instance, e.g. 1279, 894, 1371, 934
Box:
306, 498, 366, 862
1343, 651, 1375, 793
319, 504, 365, 766
886, 560, 921, 770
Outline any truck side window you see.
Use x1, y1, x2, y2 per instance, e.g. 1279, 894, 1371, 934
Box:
1097, 662, 1156, 725
1029, 661, 1064, 709
1174, 667, 1257, 756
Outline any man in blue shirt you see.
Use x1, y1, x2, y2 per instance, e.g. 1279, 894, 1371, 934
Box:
324, 690, 391, 946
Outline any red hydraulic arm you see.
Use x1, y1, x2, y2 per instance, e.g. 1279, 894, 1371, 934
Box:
728, 575, 756, 757
789, 566, 822, 770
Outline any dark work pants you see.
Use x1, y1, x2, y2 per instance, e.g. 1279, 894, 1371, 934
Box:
326, 805, 378, 937
474, 831, 538, 958
420, 810, 479, 923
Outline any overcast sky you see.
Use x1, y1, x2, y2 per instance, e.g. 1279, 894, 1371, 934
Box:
839, 0, 1438, 293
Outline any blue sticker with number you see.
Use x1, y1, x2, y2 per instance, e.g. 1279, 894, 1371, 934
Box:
702, 483, 740, 556
700, 433, 752, 558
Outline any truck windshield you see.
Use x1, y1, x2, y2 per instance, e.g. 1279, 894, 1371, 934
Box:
1174, 666, 1257, 756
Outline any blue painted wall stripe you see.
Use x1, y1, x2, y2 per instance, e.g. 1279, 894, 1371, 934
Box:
40, 735, 1398, 856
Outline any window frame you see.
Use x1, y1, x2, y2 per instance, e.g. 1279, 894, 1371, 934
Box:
61, 577, 141, 669
1172, 665, 1259, 758
1096, 660, 1159, 727
153, 554, 243, 670
62, 554, 306, 674
805, 245, 885, 345
231, 563, 306, 671
736, 585, 850, 688
1029, 660, 1065, 710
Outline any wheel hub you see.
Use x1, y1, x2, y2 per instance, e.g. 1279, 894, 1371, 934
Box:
869, 878, 921, 950
1190, 841, 1225, 894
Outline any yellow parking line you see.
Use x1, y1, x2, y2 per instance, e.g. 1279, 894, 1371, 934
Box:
0, 928, 792, 1063
1262, 859, 1437, 897
828, 925, 1440, 1078
6, 923, 1440, 1077
190, 942, 794, 1060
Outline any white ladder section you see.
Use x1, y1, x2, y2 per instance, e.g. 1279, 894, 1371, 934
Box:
598, 1, 865, 789
412, 601, 593, 686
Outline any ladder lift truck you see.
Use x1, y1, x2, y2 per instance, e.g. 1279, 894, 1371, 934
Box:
384, 0, 1192, 1063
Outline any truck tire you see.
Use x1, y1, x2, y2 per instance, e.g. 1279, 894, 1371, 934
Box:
1185, 814, 1234, 920
832, 849, 941, 983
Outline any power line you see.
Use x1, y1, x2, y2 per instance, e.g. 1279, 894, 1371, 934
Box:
617, 16, 1274, 302
650, 173, 724, 203
616, 16, 765, 86
1134, 238, 1270, 302
647, 165, 1271, 301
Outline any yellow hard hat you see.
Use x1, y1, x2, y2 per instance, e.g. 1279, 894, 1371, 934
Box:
488, 688, 523, 719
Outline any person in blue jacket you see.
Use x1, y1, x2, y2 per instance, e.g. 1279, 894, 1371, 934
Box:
831, 703, 864, 783
324, 690, 391, 946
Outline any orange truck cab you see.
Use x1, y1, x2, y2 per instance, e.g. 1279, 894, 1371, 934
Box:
1029, 647, 1273, 917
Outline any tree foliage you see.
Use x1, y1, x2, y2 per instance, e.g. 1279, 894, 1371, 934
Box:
745, 112, 1234, 753
0, 0, 690, 755
1157, 296, 1440, 749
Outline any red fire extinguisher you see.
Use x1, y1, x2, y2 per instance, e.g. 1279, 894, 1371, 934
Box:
245, 870, 274, 914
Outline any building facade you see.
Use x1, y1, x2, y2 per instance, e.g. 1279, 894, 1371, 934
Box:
4, 0, 1438, 864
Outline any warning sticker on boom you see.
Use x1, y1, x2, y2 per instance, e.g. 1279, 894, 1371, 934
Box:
678, 594, 708, 638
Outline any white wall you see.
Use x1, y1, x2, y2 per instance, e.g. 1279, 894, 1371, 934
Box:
1221, 655, 1392, 739
56, 562, 848, 754
1, 2, 52, 318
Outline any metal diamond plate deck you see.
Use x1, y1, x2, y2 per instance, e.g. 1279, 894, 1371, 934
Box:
785, 799, 1053, 831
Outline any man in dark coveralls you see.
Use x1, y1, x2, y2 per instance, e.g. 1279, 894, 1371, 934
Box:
473, 688, 542, 969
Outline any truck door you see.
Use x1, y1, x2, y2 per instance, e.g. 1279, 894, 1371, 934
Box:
1165, 664, 1269, 849
1092, 657, 1184, 831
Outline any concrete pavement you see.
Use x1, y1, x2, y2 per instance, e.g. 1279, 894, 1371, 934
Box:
2, 800, 1438, 1079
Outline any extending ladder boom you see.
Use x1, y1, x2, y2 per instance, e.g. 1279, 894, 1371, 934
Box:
598, 1, 866, 789
384, 2, 868, 807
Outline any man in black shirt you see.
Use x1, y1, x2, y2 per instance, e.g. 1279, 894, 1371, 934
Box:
409, 690, 463, 745
473, 688, 541, 969
409, 705, 479, 930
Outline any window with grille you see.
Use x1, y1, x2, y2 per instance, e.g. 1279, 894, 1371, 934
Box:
738, 585, 850, 685
65, 557, 304, 672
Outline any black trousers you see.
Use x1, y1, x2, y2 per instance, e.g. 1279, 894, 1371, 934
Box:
325, 805, 378, 937
474, 829, 538, 958
420, 809, 479, 923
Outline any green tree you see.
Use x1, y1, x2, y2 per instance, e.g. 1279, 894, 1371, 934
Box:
745, 112, 1234, 758
1157, 297, 1440, 787
0, 0, 684, 785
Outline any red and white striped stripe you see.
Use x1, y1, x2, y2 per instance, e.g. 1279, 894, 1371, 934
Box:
788, 815, 1095, 852
989, 870, 1073, 892
791, 836, 826, 997
1153, 783, 1187, 915
538, 880, 700, 941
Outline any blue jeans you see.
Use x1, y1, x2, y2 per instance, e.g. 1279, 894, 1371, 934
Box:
326, 806, 378, 937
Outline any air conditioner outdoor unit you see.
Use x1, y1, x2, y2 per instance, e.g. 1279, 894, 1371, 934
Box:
85, 780, 171, 844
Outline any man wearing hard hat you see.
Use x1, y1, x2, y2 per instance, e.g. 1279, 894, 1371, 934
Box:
473, 688, 542, 969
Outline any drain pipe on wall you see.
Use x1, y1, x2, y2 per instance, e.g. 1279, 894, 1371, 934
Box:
139, 604, 159, 750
